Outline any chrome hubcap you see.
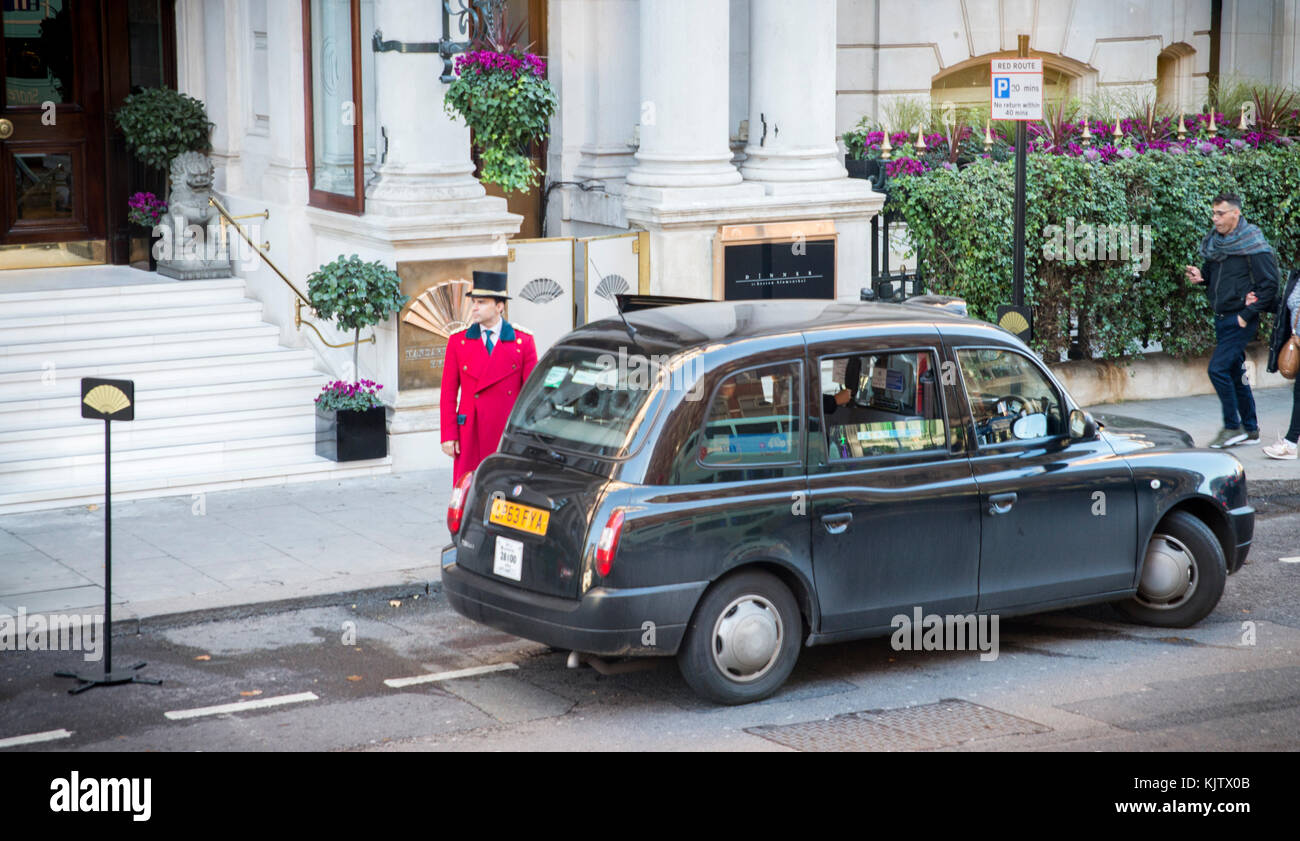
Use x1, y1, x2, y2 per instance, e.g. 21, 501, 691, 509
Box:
1136, 532, 1198, 609
711, 594, 783, 683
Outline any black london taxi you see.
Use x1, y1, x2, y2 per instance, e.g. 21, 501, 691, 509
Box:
440, 299, 1254, 704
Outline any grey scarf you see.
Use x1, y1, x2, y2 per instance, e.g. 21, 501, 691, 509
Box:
1200, 216, 1273, 262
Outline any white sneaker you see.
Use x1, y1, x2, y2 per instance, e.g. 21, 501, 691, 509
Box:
1262, 436, 1298, 460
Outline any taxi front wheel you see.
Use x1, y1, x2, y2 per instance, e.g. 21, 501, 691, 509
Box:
677, 570, 802, 705
1114, 510, 1227, 628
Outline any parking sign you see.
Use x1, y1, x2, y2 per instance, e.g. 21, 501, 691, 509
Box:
990, 58, 1043, 121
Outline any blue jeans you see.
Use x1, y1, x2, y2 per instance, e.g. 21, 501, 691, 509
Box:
1208, 312, 1258, 431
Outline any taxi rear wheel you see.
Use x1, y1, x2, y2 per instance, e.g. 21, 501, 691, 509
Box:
677, 570, 802, 705
1114, 510, 1226, 628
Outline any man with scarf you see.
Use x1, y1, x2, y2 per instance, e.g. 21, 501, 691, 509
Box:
1185, 193, 1279, 448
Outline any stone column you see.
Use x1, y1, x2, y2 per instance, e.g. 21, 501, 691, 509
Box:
365, 0, 487, 213
625, 0, 751, 191
739, 0, 846, 186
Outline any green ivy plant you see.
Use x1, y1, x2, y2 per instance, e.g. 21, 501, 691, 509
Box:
889, 143, 1300, 363
444, 48, 557, 193
307, 255, 409, 378
115, 88, 213, 171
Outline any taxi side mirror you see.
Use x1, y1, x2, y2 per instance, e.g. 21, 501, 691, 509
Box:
1069, 408, 1097, 440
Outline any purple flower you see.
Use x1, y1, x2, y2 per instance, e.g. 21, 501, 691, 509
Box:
1197, 141, 1216, 156
1083, 148, 1101, 162
1117, 147, 1135, 159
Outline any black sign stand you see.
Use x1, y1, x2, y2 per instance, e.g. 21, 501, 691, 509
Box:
1002, 34, 1034, 342
56, 378, 161, 695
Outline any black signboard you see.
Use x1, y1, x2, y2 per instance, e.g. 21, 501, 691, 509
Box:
722, 238, 836, 301
996, 304, 1033, 343
80, 377, 135, 421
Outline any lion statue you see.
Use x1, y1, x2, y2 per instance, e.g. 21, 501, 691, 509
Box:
156, 151, 232, 279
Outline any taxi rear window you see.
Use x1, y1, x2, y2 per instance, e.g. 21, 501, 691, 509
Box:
508, 347, 657, 458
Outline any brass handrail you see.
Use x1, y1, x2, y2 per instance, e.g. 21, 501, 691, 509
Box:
207, 196, 375, 351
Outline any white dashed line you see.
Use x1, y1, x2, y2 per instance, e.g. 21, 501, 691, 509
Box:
384, 663, 518, 688
164, 691, 319, 721
1281, 556, 1300, 563
0, 728, 73, 749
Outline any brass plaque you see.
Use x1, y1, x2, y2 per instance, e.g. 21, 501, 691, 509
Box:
397, 256, 508, 390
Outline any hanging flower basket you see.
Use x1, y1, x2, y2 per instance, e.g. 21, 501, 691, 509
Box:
444, 49, 558, 194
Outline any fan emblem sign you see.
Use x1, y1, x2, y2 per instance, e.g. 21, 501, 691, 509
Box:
60, 378, 162, 693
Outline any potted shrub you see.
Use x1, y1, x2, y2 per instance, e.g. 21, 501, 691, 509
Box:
306, 255, 409, 462
443, 19, 557, 193
126, 191, 167, 271
314, 379, 387, 461
114, 87, 213, 173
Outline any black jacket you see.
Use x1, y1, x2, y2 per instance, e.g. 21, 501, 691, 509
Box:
1202, 250, 1279, 319
1267, 269, 1300, 374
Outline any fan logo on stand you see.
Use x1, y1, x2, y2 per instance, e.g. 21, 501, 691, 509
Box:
81, 378, 134, 421
519, 277, 565, 304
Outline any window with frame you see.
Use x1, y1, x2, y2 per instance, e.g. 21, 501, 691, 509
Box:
698, 363, 801, 467
956, 348, 1064, 446
302, 0, 377, 213
819, 350, 945, 459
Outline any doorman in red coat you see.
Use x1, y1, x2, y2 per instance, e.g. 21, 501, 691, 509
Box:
440, 271, 538, 485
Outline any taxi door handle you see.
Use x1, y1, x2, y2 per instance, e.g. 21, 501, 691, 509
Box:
821, 512, 853, 534
988, 492, 1018, 516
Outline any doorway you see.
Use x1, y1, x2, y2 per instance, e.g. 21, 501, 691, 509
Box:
1, 0, 176, 271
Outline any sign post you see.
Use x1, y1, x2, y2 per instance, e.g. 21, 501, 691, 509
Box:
56, 378, 162, 694
990, 36, 1041, 341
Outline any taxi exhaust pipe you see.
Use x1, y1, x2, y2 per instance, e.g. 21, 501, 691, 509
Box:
566, 651, 657, 675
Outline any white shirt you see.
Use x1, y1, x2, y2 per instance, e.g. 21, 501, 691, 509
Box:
480, 317, 503, 351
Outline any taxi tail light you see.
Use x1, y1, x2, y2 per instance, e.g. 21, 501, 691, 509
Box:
448, 471, 474, 534
594, 509, 626, 577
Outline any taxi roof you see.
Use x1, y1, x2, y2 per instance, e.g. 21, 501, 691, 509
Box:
563, 299, 1014, 356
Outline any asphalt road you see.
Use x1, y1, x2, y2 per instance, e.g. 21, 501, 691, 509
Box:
1, 507, 1297, 753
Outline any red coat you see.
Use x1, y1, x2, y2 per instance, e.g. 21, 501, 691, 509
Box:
440, 320, 538, 484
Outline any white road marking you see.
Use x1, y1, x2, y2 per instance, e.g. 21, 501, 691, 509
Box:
1281, 556, 1300, 564
164, 691, 319, 721
0, 728, 73, 749
384, 662, 518, 688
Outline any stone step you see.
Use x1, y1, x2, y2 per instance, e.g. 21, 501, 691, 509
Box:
0, 374, 327, 432
0, 300, 265, 344
0, 348, 317, 397
0, 406, 317, 462
0, 277, 248, 317
0, 325, 285, 373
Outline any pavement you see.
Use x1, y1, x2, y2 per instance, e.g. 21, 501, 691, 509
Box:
1, 386, 1297, 632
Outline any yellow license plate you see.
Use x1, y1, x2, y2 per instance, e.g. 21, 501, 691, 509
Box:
489, 498, 550, 536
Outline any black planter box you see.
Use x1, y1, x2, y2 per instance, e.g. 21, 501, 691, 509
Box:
845, 155, 874, 180
316, 405, 387, 461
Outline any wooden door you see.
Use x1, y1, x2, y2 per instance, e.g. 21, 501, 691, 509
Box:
0, 0, 107, 249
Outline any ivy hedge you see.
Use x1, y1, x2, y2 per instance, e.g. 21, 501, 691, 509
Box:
886, 134, 1300, 361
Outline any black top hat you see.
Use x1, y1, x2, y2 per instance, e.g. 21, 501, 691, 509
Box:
469, 270, 510, 299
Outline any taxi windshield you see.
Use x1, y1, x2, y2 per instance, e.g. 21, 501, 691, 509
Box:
508, 346, 660, 458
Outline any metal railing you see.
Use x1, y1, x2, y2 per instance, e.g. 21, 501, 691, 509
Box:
207, 196, 374, 351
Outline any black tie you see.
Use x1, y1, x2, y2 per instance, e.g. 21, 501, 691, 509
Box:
485, 329, 494, 355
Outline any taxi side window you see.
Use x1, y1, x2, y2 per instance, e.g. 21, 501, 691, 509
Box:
956, 348, 1064, 446
819, 350, 946, 459
698, 363, 801, 467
